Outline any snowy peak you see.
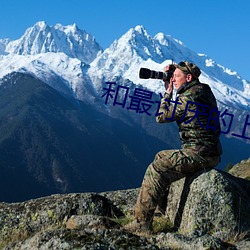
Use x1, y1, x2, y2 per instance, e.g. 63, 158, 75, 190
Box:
90, 25, 193, 77
0, 22, 250, 111
89, 25, 250, 109
6, 21, 51, 55
5, 21, 102, 64
154, 32, 185, 48
89, 25, 197, 88
89, 25, 167, 79
118, 25, 164, 61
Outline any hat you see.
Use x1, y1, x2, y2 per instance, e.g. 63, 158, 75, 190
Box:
176, 61, 201, 79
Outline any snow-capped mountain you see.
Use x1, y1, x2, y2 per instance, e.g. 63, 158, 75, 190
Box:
1, 22, 250, 201
0, 22, 103, 102
0, 22, 250, 111
3, 21, 102, 64
89, 25, 250, 110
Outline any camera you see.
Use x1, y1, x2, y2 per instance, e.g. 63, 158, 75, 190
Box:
139, 64, 176, 82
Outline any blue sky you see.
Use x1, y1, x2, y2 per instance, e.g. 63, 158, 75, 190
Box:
1, 0, 250, 81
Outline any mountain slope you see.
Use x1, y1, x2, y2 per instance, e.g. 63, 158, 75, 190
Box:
0, 52, 99, 102
0, 23, 250, 201
0, 72, 170, 202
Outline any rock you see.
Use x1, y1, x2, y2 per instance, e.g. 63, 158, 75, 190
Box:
65, 214, 120, 230
235, 240, 250, 250
165, 169, 250, 241
0, 193, 124, 248
1, 168, 250, 249
229, 158, 250, 180
4, 228, 161, 250
101, 188, 140, 215
156, 232, 228, 250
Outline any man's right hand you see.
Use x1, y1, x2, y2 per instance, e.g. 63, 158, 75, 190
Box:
163, 65, 174, 94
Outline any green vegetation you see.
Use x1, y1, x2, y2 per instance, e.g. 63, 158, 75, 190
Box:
152, 216, 174, 234
113, 214, 174, 234
112, 216, 134, 227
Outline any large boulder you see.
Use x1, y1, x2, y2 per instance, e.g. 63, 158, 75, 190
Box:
165, 169, 250, 241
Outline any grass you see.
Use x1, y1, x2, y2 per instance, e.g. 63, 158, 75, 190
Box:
113, 214, 174, 235
152, 216, 174, 234
0, 228, 29, 249
112, 216, 134, 227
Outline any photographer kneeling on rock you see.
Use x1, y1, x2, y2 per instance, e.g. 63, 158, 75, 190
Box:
124, 61, 222, 233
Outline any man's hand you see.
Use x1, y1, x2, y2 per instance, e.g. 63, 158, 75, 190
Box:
163, 65, 173, 94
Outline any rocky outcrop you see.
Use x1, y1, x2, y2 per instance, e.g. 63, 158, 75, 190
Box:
229, 158, 250, 180
0, 169, 250, 249
0, 192, 157, 250
165, 169, 250, 240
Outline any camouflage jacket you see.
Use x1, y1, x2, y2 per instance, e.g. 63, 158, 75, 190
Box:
156, 79, 222, 157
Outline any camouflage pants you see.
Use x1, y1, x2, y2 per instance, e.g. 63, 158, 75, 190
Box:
134, 149, 220, 222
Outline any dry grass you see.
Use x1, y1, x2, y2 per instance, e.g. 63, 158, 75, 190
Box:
225, 230, 250, 245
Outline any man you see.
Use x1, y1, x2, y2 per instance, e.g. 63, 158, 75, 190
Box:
124, 61, 222, 233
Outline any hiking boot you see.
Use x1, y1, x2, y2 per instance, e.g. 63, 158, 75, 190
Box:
124, 219, 152, 234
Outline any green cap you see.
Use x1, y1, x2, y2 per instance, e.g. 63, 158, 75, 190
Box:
176, 61, 201, 79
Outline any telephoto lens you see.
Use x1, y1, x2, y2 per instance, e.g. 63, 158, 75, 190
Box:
139, 65, 176, 82
139, 68, 167, 80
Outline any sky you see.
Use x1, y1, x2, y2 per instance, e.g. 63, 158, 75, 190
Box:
0, 0, 250, 81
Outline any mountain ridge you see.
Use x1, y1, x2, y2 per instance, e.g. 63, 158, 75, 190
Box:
88, 25, 250, 110
0, 72, 172, 202
1, 22, 250, 110
0, 22, 250, 201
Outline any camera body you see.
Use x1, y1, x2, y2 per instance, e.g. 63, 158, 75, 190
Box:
139, 64, 176, 82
